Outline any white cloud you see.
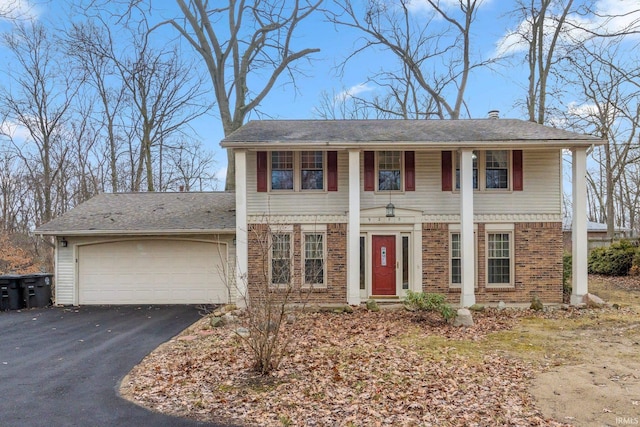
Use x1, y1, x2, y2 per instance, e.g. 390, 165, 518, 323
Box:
493, 0, 640, 59
0, 0, 41, 22
334, 83, 376, 103
0, 120, 31, 142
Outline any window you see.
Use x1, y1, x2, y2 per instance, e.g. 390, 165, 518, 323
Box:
378, 151, 402, 191
402, 235, 409, 290
449, 227, 478, 288
359, 236, 366, 290
271, 151, 294, 190
455, 151, 478, 190
270, 151, 325, 191
271, 233, 291, 285
485, 150, 509, 189
450, 233, 462, 285
487, 232, 512, 286
301, 151, 324, 190
454, 150, 511, 190
303, 233, 325, 285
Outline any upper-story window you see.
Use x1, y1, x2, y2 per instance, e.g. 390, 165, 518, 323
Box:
378, 151, 402, 191
485, 150, 509, 189
301, 151, 324, 190
270, 151, 324, 191
455, 150, 510, 191
271, 151, 294, 190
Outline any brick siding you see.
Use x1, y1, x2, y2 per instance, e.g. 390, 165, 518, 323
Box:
246, 223, 347, 305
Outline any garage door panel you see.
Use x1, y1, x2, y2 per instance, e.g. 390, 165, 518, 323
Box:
78, 240, 228, 305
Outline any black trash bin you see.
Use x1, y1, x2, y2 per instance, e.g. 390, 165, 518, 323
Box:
0, 275, 22, 310
20, 274, 53, 308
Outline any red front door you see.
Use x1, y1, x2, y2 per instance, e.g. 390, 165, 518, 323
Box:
372, 235, 396, 295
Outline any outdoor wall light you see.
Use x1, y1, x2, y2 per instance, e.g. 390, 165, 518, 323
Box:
60, 238, 68, 248
386, 202, 395, 218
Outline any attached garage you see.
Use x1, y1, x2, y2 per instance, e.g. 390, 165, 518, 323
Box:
77, 239, 229, 305
36, 192, 237, 306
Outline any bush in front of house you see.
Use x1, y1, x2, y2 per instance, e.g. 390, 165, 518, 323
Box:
587, 240, 636, 276
563, 253, 572, 302
404, 290, 456, 322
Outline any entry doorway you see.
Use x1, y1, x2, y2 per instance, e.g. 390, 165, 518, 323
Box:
372, 235, 396, 295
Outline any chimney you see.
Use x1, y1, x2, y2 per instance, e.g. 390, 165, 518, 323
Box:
488, 110, 500, 119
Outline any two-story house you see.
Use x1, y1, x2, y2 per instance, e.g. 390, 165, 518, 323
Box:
38, 118, 602, 307
222, 118, 603, 307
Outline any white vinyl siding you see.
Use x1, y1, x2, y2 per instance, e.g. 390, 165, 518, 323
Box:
54, 243, 75, 305
246, 150, 562, 217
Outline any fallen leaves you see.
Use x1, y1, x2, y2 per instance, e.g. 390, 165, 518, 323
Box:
120, 307, 586, 426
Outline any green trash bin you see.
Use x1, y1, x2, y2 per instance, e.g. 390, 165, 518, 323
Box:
0, 275, 22, 310
20, 274, 53, 308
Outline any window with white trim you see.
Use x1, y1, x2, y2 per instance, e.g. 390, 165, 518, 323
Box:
455, 150, 511, 190
485, 150, 509, 189
303, 232, 325, 286
271, 233, 291, 285
449, 229, 478, 288
378, 151, 402, 191
486, 231, 513, 286
301, 151, 324, 190
270, 151, 325, 191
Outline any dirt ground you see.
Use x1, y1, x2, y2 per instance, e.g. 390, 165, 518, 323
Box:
529, 277, 640, 427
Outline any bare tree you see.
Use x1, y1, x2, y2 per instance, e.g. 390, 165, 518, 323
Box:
327, 0, 488, 120
561, 39, 640, 238
0, 23, 79, 225
159, 0, 323, 190
66, 21, 128, 193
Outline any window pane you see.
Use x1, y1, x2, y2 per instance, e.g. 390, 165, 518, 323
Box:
487, 233, 510, 284
486, 150, 509, 189
304, 234, 324, 285
378, 170, 401, 190
402, 236, 409, 290
301, 151, 324, 190
271, 151, 293, 190
378, 151, 401, 191
360, 236, 365, 290
304, 260, 323, 284
301, 170, 323, 190
488, 259, 510, 283
455, 151, 478, 189
451, 259, 461, 284
271, 234, 291, 284
451, 233, 461, 284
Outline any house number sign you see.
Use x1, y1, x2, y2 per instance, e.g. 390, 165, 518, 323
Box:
381, 246, 387, 266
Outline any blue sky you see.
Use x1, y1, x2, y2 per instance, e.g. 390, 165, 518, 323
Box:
1, 0, 639, 186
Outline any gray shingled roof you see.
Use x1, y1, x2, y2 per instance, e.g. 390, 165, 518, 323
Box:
36, 192, 235, 235
221, 119, 604, 148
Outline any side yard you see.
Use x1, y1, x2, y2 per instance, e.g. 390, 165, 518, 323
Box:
121, 276, 640, 427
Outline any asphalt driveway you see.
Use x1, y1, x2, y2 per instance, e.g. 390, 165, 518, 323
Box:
0, 305, 228, 427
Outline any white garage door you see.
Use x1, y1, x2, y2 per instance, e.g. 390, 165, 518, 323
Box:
78, 239, 229, 305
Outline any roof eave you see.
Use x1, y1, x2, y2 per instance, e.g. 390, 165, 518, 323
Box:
221, 139, 604, 150
36, 228, 235, 236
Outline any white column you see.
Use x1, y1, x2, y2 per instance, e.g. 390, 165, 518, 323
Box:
459, 149, 476, 307
234, 149, 248, 306
347, 149, 361, 305
571, 147, 588, 305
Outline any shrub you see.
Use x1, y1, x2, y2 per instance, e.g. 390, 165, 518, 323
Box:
563, 253, 572, 302
404, 291, 456, 322
587, 240, 637, 276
